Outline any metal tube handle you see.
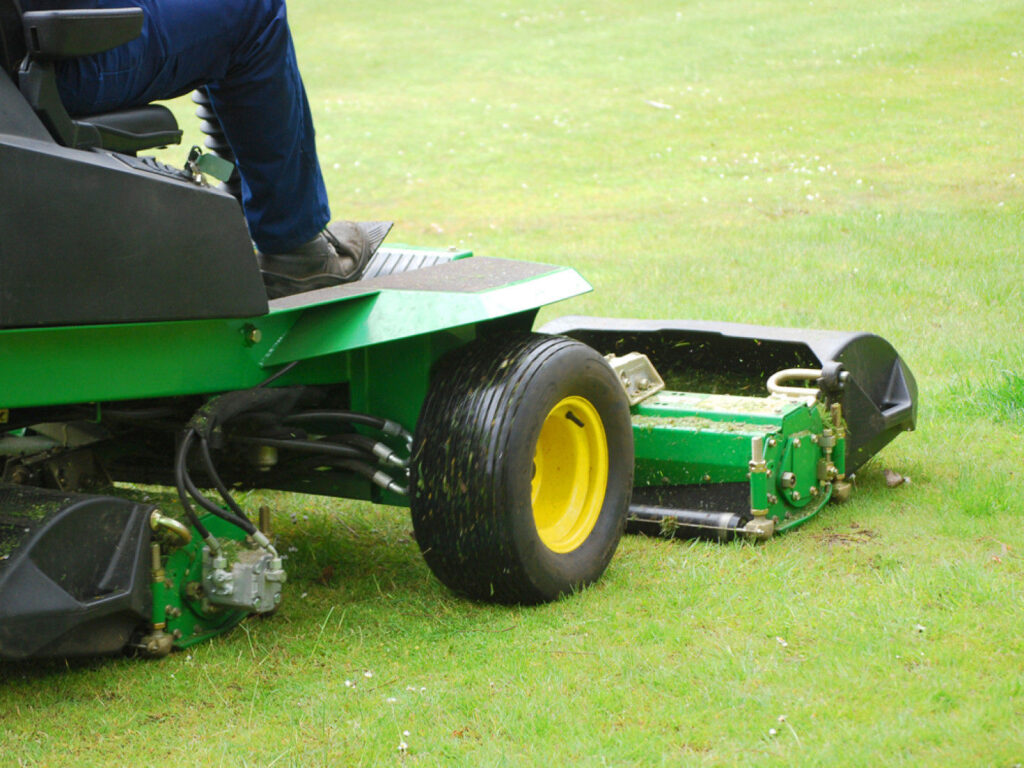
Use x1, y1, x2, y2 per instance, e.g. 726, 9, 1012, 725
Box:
766, 368, 822, 398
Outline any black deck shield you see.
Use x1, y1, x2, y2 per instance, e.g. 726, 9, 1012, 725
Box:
539, 316, 917, 473
0, 483, 152, 659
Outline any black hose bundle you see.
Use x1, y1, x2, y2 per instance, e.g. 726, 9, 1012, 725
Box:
175, 371, 412, 544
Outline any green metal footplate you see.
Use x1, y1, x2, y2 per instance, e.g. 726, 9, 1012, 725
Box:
630, 390, 847, 539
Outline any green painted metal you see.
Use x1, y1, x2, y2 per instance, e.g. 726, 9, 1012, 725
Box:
262, 263, 590, 367
151, 566, 167, 629
0, 256, 591, 410
163, 515, 250, 650
632, 390, 836, 528
632, 413, 768, 485
263, 327, 496, 507
749, 458, 769, 513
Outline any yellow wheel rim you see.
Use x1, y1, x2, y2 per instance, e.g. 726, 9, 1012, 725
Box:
531, 396, 609, 553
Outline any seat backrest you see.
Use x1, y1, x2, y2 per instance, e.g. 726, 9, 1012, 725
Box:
0, 0, 25, 78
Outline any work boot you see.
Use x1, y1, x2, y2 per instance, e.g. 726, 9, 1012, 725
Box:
258, 221, 392, 299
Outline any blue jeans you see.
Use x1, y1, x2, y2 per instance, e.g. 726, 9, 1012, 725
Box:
25, 0, 331, 253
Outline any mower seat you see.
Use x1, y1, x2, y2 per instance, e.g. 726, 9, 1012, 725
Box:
0, 5, 268, 327
16, 8, 182, 154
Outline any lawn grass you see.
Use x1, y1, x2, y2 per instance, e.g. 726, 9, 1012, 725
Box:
2, 0, 1022, 765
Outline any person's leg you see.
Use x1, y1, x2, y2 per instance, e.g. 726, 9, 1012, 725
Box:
43, 0, 330, 254
200, 0, 331, 254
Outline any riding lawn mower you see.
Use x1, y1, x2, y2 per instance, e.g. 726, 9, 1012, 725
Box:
0, 8, 917, 661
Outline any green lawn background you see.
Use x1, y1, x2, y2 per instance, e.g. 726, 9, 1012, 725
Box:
2, 1, 1022, 765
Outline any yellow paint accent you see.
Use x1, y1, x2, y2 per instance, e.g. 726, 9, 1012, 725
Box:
531, 396, 609, 553
0, 409, 7, 424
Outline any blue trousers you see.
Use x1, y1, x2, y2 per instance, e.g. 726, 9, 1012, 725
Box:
26, 0, 331, 253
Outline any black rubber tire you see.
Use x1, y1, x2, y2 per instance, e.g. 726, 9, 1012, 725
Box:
410, 332, 633, 604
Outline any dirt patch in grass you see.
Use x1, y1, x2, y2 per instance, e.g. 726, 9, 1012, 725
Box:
813, 521, 879, 547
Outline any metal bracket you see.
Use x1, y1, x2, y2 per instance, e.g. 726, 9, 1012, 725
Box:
605, 352, 665, 405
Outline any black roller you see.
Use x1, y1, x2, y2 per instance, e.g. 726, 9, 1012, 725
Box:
627, 504, 744, 541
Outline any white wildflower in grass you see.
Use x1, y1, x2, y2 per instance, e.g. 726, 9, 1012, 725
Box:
386, 697, 397, 704
397, 741, 408, 753
364, 671, 373, 678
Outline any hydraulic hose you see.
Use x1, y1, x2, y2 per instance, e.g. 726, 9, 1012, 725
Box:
325, 433, 409, 469
230, 434, 369, 460
327, 459, 409, 496
199, 438, 251, 523
283, 411, 413, 447
175, 428, 257, 548
255, 360, 299, 389
174, 429, 211, 543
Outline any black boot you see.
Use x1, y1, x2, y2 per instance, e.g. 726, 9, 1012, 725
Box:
258, 221, 392, 299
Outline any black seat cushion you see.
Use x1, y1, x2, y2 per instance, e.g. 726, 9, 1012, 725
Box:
74, 104, 183, 153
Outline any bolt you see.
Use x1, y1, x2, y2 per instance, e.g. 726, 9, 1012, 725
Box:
242, 324, 262, 346
767, 437, 777, 447
792, 491, 801, 501
809, 487, 819, 497
793, 438, 802, 449
811, 435, 819, 444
